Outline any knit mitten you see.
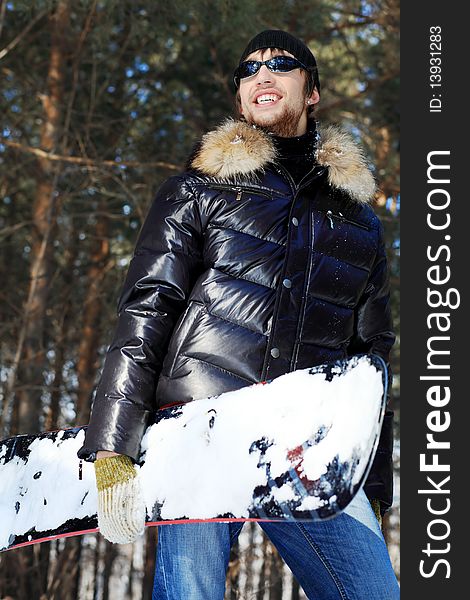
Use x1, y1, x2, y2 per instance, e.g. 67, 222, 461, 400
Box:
94, 455, 146, 544
370, 498, 383, 529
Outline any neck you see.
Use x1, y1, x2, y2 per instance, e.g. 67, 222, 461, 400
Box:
271, 119, 317, 151
292, 113, 308, 137
270, 119, 318, 184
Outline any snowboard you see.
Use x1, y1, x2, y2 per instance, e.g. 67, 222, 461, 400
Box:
0, 354, 387, 552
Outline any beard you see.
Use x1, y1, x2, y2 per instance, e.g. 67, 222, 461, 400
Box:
245, 102, 305, 137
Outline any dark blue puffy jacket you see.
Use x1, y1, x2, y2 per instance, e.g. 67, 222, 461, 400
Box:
79, 119, 396, 512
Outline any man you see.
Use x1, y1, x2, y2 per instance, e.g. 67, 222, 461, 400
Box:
79, 30, 399, 598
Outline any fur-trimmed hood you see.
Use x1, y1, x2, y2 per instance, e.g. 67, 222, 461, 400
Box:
190, 119, 376, 203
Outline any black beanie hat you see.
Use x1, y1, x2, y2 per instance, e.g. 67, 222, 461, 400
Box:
236, 29, 320, 93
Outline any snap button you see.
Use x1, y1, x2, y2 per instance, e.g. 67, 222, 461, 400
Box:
291, 217, 299, 226
282, 278, 292, 289
270, 347, 280, 358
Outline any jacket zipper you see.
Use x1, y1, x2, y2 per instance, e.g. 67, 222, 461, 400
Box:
272, 163, 296, 196
261, 177, 298, 379
290, 211, 316, 370
297, 165, 327, 191
274, 163, 327, 196
209, 183, 276, 200
325, 210, 370, 231
263, 165, 325, 376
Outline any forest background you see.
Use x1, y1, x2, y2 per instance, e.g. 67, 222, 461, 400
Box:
0, 1, 400, 598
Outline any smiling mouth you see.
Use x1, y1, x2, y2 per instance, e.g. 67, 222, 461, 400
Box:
254, 93, 281, 105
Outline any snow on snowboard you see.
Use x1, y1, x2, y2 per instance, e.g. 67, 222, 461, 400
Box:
0, 354, 387, 552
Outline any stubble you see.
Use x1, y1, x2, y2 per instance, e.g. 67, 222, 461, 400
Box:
245, 103, 305, 137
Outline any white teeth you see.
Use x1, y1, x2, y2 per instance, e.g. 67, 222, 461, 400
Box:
256, 94, 279, 104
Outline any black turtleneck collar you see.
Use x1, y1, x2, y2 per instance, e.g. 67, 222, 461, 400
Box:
270, 119, 319, 185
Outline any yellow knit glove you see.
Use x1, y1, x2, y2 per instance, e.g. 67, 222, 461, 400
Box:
370, 498, 383, 529
94, 455, 146, 544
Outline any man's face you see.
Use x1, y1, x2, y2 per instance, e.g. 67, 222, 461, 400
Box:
238, 48, 320, 137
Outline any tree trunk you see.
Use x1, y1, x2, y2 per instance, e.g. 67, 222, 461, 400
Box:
245, 522, 257, 597
292, 577, 301, 600
143, 528, 158, 599
38, 544, 51, 597
93, 537, 101, 600
45, 538, 80, 599
76, 201, 110, 425
227, 537, 240, 599
102, 541, 118, 600
382, 510, 391, 545
270, 550, 284, 600
45, 229, 78, 430
127, 543, 135, 598
374, 125, 399, 207
46, 311, 66, 431
10, 0, 70, 437
256, 535, 269, 600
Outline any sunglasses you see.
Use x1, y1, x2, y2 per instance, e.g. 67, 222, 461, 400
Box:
233, 55, 308, 88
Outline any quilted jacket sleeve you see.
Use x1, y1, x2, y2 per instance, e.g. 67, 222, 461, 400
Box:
348, 219, 396, 514
78, 176, 204, 462
349, 220, 395, 362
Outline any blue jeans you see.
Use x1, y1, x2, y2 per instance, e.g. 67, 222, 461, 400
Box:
152, 489, 399, 599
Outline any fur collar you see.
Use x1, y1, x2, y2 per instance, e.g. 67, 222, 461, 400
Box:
190, 119, 376, 203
